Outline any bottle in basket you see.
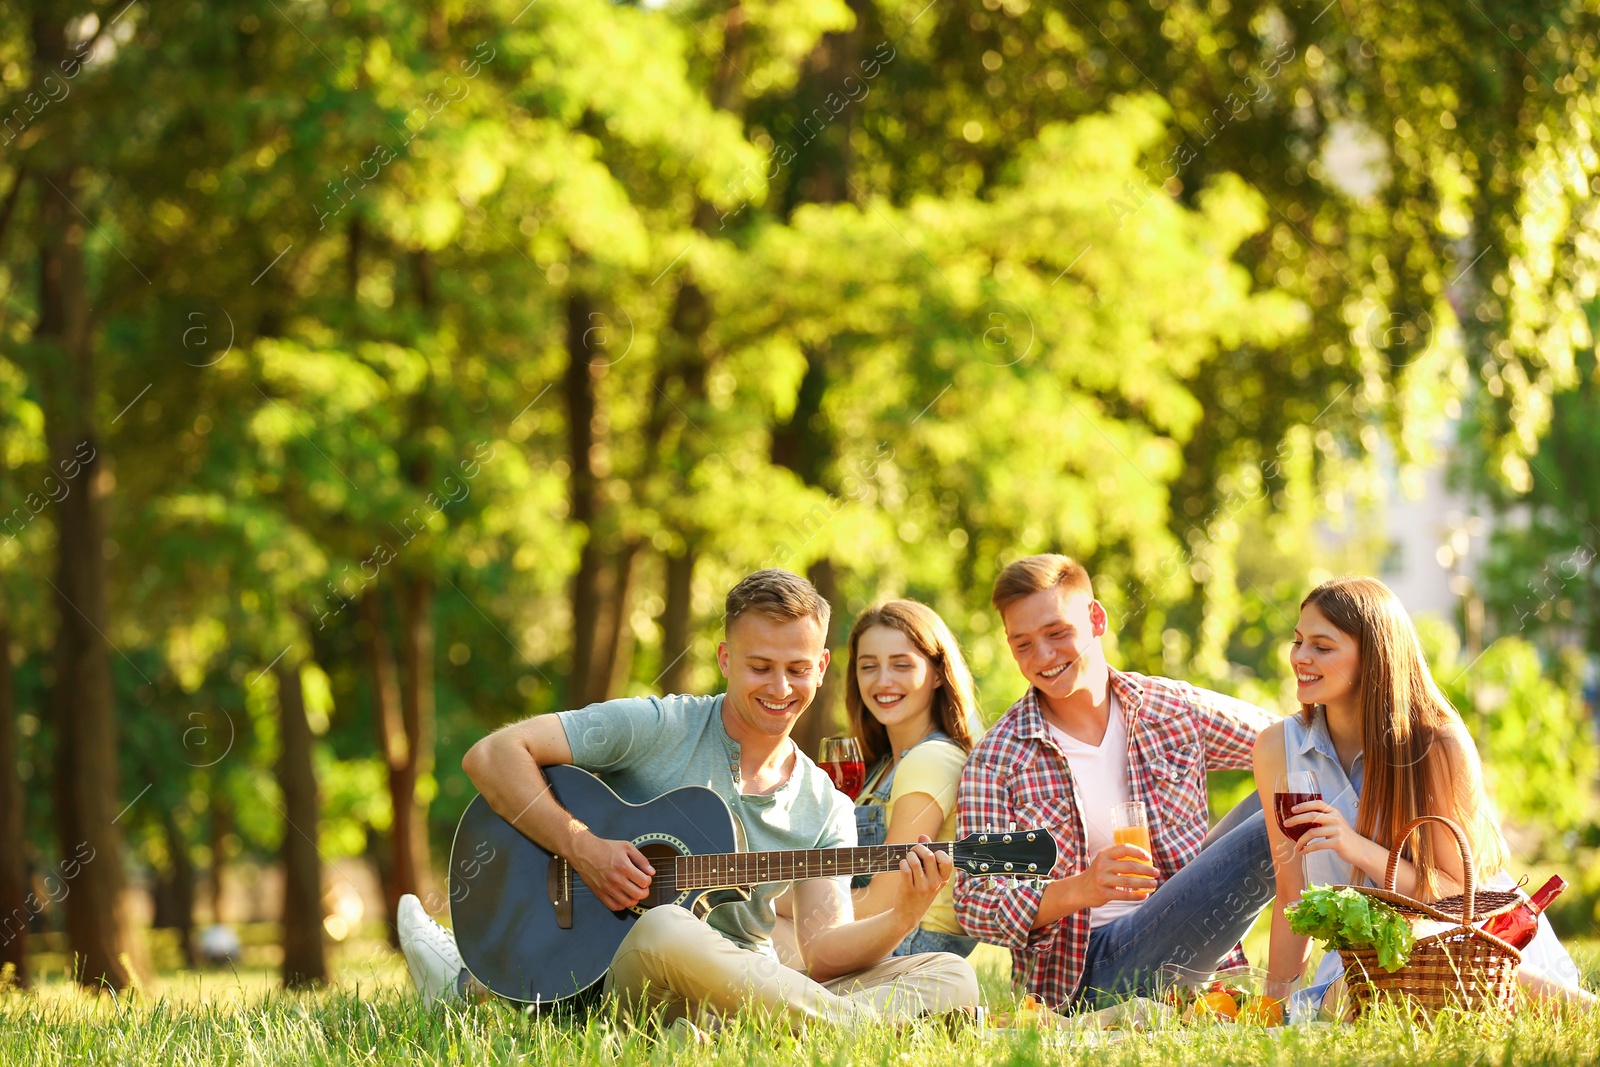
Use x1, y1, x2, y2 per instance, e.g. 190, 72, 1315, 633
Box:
1479, 875, 1567, 950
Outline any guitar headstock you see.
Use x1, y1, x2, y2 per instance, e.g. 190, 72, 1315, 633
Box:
952, 827, 1057, 880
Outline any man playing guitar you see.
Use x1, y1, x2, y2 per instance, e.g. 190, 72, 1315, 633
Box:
399, 569, 979, 1033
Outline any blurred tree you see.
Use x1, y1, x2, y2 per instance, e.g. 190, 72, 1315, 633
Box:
3, 1, 155, 992
0, 597, 22, 986
0, 356, 41, 986
1468, 344, 1600, 663
275, 661, 326, 987
767, 0, 872, 757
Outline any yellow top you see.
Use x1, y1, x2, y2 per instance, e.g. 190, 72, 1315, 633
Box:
861, 739, 968, 936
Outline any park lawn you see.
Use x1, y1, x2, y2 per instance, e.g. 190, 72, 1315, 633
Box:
2, 939, 1597, 1066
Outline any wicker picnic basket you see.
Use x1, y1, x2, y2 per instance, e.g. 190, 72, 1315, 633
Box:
1336, 815, 1523, 1017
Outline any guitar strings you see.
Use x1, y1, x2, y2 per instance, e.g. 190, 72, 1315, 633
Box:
555, 865, 1024, 903
543, 842, 996, 900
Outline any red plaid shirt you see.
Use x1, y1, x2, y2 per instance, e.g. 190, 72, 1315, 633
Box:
954, 668, 1271, 1007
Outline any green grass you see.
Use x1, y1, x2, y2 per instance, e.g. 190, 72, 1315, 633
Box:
2, 940, 1597, 1066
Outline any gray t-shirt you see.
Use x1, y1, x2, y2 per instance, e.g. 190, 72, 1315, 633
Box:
558, 693, 855, 953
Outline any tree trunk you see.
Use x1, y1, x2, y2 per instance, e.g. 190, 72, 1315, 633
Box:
346, 215, 363, 296
35, 156, 148, 992
792, 559, 844, 761
597, 541, 641, 699
780, 7, 863, 212
583, 558, 615, 705
0, 611, 27, 986
769, 11, 865, 754
770, 352, 832, 479
276, 662, 327, 988
209, 793, 230, 925
658, 548, 697, 694
362, 588, 410, 944
644, 254, 712, 696
771, 355, 844, 767
151, 807, 197, 970
764, 47, 857, 735
0, 164, 25, 257
412, 248, 434, 313
566, 292, 609, 706
397, 576, 436, 908
626, 10, 747, 702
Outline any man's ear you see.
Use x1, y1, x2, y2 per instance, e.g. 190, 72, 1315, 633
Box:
1089, 599, 1109, 638
716, 639, 731, 678
816, 647, 831, 679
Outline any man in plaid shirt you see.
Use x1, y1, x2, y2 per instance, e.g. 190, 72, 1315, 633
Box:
954, 555, 1275, 1008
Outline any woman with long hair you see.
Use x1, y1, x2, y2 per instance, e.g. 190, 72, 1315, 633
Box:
776, 599, 985, 960
843, 599, 985, 957
1253, 576, 1592, 1015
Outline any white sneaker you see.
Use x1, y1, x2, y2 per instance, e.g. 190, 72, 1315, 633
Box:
397, 894, 465, 1008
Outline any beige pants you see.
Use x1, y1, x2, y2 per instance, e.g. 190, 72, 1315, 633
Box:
603, 905, 978, 1031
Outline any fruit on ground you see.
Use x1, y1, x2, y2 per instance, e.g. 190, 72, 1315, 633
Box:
1238, 995, 1285, 1026
1182, 991, 1239, 1024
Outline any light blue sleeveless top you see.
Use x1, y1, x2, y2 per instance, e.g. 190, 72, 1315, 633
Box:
1282, 708, 1369, 890
1283, 708, 1368, 1020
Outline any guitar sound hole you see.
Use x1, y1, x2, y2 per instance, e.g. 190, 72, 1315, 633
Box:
638, 842, 684, 909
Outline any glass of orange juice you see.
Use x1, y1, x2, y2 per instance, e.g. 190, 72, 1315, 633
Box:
1110, 801, 1155, 897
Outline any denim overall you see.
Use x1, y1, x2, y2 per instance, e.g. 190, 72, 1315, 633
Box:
853, 731, 979, 958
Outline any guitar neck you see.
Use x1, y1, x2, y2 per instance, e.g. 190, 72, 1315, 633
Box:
675, 843, 958, 891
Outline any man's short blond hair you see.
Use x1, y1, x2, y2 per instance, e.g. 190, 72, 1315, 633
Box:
991, 554, 1094, 616
725, 569, 831, 633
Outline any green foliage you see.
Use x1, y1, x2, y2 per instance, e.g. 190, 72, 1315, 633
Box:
1462, 345, 1600, 682
1287, 887, 1416, 972
1417, 617, 1600, 836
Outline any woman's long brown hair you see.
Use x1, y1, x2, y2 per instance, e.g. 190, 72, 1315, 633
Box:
1299, 577, 1507, 897
844, 600, 983, 767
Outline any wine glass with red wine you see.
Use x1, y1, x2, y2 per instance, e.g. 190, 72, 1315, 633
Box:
1274, 770, 1321, 841
819, 736, 866, 800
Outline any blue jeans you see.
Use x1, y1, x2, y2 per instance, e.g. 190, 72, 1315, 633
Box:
1075, 793, 1273, 1008
893, 926, 978, 959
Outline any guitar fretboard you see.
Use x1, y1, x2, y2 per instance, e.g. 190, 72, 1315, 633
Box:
674, 843, 959, 891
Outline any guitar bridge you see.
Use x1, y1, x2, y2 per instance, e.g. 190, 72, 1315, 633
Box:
547, 855, 573, 929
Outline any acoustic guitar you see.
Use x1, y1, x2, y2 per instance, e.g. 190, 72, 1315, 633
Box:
448, 764, 1057, 1006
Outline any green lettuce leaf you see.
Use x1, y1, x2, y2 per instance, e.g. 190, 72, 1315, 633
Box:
1285, 887, 1416, 972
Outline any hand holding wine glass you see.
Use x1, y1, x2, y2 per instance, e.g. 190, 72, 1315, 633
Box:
819, 736, 866, 800
1274, 771, 1321, 841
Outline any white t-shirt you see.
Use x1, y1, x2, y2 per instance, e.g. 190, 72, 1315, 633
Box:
1044, 693, 1144, 929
